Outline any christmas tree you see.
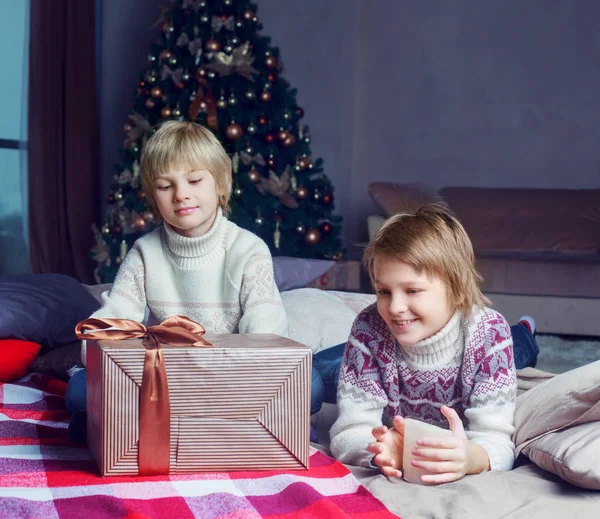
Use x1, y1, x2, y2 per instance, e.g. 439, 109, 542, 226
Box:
92, 0, 343, 283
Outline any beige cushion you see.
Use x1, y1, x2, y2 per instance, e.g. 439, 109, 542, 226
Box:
521, 422, 600, 490
368, 182, 438, 217
514, 360, 600, 489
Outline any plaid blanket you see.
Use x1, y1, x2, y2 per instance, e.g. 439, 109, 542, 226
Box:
0, 374, 400, 519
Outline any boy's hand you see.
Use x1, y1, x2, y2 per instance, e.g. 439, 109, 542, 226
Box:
367, 415, 405, 478
410, 405, 487, 484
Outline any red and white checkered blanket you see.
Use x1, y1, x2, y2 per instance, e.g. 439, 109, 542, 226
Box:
0, 374, 399, 519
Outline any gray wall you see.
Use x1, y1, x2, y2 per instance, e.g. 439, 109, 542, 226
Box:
100, 0, 600, 259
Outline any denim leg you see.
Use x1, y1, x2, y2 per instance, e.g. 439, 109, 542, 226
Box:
313, 343, 345, 404
65, 368, 87, 416
511, 323, 539, 369
311, 366, 325, 415
65, 368, 87, 444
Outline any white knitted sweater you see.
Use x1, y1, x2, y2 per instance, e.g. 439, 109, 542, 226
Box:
81, 209, 288, 364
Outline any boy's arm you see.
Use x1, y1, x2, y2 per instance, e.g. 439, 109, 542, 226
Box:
81, 247, 147, 365
464, 324, 518, 471
330, 329, 388, 467
237, 245, 288, 337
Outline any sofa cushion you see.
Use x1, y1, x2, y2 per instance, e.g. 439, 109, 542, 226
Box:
439, 187, 600, 259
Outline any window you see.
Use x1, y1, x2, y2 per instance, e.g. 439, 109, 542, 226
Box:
0, 1, 30, 275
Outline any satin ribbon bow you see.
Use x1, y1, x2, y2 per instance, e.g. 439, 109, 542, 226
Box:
75, 316, 212, 476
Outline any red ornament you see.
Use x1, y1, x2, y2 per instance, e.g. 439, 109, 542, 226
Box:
205, 39, 221, 52
258, 115, 269, 126
264, 55, 277, 69
248, 167, 260, 183
282, 133, 296, 147
296, 186, 308, 200
267, 73, 277, 83
298, 156, 311, 169
260, 90, 272, 102
145, 98, 156, 109
265, 132, 276, 144
322, 193, 333, 206
320, 221, 333, 235
243, 9, 255, 20
278, 129, 289, 142
304, 228, 321, 246
267, 155, 275, 168
226, 123, 243, 141
123, 122, 133, 133
160, 49, 172, 60
296, 106, 305, 118
111, 225, 122, 234
197, 67, 207, 77
151, 86, 163, 98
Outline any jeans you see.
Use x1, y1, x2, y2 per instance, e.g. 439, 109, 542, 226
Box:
309, 323, 539, 413
65, 368, 87, 443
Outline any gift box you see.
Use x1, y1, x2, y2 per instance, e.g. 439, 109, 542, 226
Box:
83, 318, 312, 477
306, 260, 362, 291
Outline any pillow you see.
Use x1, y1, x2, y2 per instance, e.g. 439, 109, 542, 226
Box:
514, 360, 600, 488
28, 341, 83, 381
272, 257, 334, 291
0, 339, 41, 382
0, 274, 101, 353
281, 288, 358, 354
520, 422, 600, 490
368, 182, 438, 217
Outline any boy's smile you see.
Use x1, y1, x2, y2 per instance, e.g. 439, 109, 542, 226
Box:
154, 167, 220, 237
374, 256, 454, 346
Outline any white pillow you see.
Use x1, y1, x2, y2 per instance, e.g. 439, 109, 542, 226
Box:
281, 288, 358, 354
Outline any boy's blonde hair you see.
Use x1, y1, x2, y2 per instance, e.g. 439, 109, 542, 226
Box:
363, 203, 490, 316
140, 120, 232, 216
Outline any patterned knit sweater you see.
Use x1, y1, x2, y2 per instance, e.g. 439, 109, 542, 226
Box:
81, 209, 288, 365
330, 303, 517, 471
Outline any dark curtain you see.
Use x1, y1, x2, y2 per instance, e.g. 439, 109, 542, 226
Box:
28, 0, 99, 284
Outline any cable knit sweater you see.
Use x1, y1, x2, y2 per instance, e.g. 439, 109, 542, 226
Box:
81, 209, 288, 365
330, 303, 517, 472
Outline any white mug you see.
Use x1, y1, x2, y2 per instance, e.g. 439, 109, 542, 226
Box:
402, 417, 452, 485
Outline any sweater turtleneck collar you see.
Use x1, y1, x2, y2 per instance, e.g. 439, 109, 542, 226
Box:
398, 311, 463, 367
162, 207, 226, 262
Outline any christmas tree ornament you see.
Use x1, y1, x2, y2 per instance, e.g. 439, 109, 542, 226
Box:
207, 71, 216, 80
247, 121, 257, 134
151, 86, 163, 98
278, 129, 288, 142
224, 43, 233, 54
197, 66, 207, 77
161, 107, 172, 118
242, 9, 255, 21
132, 160, 140, 177
137, 190, 145, 199
200, 15, 209, 24
217, 95, 227, 109
290, 173, 297, 191
283, 111, 291, 120
227, 93, 238, 106
123, 122, 132, 133
267, 154, 275, 168
225, 122, 243, 140
182, 72, 190, 81
224, 0, 232, 6
232, 152, 240, 174
211, 15, 234, 32
245, 143, 254, 154
233, 186, 243, 197
148, 54, 157, 62
313, 191, 321, 202
112, 224, 122, 234
117, 169, 133, 185
240, 150, 265, 166
299, 156, 311, 169
255, 168, 299, 209
134, 217, 146, 231
173, 106, 182, 117
205, 42, 259, 80
255, 213, 264, 225
304, 228, 321, 246
320, 221, 333, 235
296, 223, 305, 234
248, 166, 260, 183
258, 114, 268, 125
205, 38, 221, 52
102, 224, 110, 234
273, 221, 281, 249
296, 186, 308, 199
169, 57, 178, 66
245, 89, 256, 100
231, 36, 239, 45
148, 74, 157, 83
267, 73, 277, 83
143, 211, 155, 222
296, 106, 305, 118
265, 132, 275, 143
120, 240, 128, 260
264, 55, 277, 69
282, 133, 296, 147
322, 193, 333, 205
160, 49, 172, 60
115, 190, 123, 200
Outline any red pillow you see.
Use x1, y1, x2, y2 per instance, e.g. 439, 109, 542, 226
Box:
0, 339, 42, 382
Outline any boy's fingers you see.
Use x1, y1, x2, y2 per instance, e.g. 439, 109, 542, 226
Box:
440, 405, 465, 435
367, 442, 384, 455
371, 425, 389, 439
381, 466, 403, 479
